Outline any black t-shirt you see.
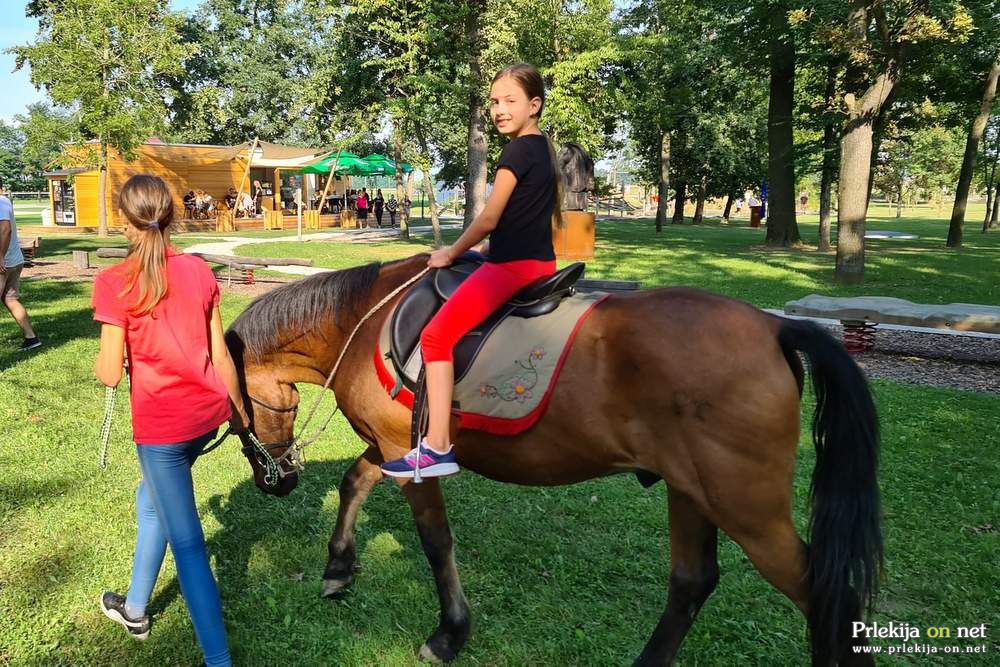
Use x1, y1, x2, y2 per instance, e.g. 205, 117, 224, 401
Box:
489, 134, 556, 263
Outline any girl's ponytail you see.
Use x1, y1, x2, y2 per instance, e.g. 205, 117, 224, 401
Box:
493, 62, 565, 229
118, 175, 174, 315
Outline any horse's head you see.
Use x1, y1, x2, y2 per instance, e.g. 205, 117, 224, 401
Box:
226, 331, 301, 496
239, 375, 302, 496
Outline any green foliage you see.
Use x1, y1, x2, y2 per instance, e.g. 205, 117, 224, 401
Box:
0, 122, 27, 189
166, 0, 330, 145
619, 0, 768, 199
13, 103, 77, 189
12, 0, 192, 158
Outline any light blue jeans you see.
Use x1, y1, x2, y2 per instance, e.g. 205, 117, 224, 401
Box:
126, 429, 231, 667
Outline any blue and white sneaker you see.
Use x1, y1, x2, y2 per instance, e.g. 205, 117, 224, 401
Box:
380, 439, 460, 479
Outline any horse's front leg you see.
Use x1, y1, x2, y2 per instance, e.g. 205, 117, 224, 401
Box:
403, 479, 471, 664
321, 447, 385, 597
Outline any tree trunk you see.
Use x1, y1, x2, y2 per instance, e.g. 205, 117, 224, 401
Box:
895, 187, 902, 218
765, 4, 800, 246
394, 123, 409, 240
98, 139, 108, 238
655, 131, 670, 233
866, 100, 895, 216
463, 0, 488, 229
984, 151, 998, 232
404, 170, 415, 236
836, 119, 875, 283
991, 186, 999, 228
414, 123, 442, 247
671, 181, 686, 224
692, 174, 707, 224
722, 194, 734, 222
817, 63, 838, 252
947, 55, 1000, 247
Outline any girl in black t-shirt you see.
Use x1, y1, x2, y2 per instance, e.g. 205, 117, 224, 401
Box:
382, 63, 564, 480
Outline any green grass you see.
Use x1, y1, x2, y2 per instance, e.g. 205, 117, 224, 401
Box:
1, 205, 997, 664
235, 202, 1000, 308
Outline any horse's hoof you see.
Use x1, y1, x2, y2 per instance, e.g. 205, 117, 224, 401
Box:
417, 643, 448, 664
320, 576, 352, 598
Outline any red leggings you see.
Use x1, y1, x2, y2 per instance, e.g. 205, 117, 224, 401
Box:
420, 259, 557, 363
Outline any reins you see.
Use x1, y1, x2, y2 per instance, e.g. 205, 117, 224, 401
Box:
98, 265, 431, 480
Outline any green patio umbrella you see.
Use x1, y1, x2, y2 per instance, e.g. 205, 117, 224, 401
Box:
360, 153, 413, 175
301, 150, 369, 176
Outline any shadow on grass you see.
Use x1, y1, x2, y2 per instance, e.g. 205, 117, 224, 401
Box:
140, 454, 693, 664
0, 280, 96, 371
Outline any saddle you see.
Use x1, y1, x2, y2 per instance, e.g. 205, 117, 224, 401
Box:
387, 252, 585, 392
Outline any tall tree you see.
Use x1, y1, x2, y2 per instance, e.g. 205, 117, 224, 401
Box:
463, 0, 488, 228
811, 1, 969, 283
13, 0, 190, 236
0, 123, 26, 190
946, 53, 1000, 246
167, 0, 325, 145
14, 103, 76, 189
765, 1, 800, 246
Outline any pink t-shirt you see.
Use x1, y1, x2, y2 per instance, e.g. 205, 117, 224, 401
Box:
92, 248, 230, 444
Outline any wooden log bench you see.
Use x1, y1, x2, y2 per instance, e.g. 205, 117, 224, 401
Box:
95, 248, 309, 285
19, 236, 39, 267
784, 295, 1000, 353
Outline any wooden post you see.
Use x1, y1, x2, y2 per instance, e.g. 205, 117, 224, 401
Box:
235, 137, 260, 220
296, 187, 303, 241
72, 250, 90, 269
316, 153, 343, 214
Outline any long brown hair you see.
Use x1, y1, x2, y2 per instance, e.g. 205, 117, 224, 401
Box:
118, 175, 174, 315
492, 63, 565, 229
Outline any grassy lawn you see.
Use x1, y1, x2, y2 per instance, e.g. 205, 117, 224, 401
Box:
1, 204, 997, 664
235, 202, 999, 309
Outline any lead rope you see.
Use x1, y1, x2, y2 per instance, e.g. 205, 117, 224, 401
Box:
98, 385, 117, 470
275, 266, 432, 467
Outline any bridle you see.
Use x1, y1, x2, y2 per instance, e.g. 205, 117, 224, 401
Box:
239, 394, 301, 488
236, 265, 432, 490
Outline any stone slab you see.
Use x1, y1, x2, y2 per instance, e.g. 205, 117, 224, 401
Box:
784, 295, 1000, 334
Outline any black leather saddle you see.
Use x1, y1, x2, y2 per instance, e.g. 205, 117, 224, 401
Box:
387, 252, 585, 391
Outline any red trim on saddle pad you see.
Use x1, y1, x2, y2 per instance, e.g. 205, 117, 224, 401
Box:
373, 295, 608, 436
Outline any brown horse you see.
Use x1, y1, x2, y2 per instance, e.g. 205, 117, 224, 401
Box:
224, 253, 882, 665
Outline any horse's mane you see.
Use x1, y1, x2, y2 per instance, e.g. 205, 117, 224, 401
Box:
227, 261, 384, 361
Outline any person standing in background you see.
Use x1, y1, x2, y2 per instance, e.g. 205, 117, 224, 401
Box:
373, 189, 385, 227
0, 180, 41, 352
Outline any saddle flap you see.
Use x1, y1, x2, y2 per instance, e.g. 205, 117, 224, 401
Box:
389, 273, 438, 369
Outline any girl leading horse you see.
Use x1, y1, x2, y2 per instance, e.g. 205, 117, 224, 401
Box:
225, 255, 881, 666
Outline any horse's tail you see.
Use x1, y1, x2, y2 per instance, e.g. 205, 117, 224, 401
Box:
778, 318, 882, 664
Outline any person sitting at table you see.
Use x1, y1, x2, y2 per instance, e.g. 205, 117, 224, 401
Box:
183, 190, 196, 219
224, 187, 237, 211
235, 191, 254, 218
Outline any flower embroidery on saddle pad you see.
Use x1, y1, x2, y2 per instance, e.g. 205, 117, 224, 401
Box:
374, 291, 608, 435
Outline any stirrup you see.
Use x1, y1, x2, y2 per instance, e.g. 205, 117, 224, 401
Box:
409, 364, 430, 483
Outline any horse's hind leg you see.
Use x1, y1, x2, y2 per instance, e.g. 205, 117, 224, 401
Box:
402, 479, 471, 664
322, 447, 384, 597
634, 487, 720, 666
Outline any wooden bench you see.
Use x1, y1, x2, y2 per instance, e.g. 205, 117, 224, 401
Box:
19, 236, 39, 267
784, 295, 1000, 353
